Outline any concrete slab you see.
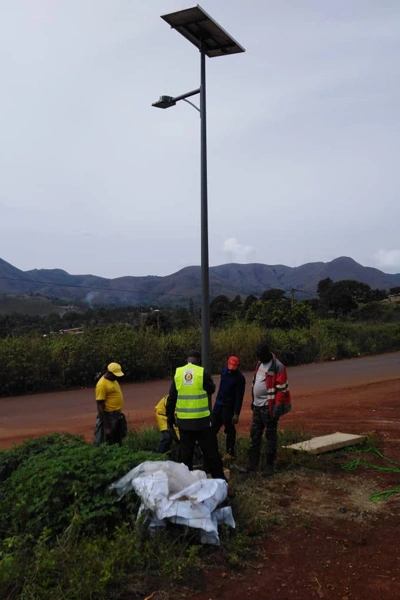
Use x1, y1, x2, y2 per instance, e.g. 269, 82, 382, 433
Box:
283, 432, 366, 454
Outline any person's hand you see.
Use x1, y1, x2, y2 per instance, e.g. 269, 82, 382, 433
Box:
104, 425, 111, 435
167, 417, 176, 429
169, 428, 179, 443
272, 404, 283, 419
232, 414, 239, 425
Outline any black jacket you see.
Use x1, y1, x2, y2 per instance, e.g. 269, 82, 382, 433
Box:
213, 366, 246, 416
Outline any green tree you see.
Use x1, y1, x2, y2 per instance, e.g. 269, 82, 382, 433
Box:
243, 294, 258, 312
210, 295, 231, 326
169, 307, 192, 329
245, 300, 263, 323
144, 310, 172, 333
260, 288, 286, 302
367, 288, 387, 302
327, 287, 357, 317
317, 277, 333, 299
335, 280, 371, 303
229, 294, 243, 316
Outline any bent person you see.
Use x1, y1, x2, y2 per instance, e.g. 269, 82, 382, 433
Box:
155, 395, 180, 455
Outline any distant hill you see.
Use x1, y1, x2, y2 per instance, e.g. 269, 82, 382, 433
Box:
0, 256, 399, 308
0, 294, 57, 316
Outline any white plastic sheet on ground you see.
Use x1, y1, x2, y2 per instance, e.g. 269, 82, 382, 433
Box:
110, 460, 235, 545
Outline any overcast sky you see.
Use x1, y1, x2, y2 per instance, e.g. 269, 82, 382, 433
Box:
1, 0, 399, 278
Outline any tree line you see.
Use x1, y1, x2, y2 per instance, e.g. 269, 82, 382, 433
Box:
0, 280, 399, 338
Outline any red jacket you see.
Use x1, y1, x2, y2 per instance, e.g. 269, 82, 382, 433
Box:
251, 354, 292, 417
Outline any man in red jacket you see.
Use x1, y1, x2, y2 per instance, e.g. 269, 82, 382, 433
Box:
245, 342, 291, 477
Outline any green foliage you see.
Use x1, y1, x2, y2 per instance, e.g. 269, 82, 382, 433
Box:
229, 294, 243, 315
263, 328, 315, 365
243, 294, 257, 312
317, 278, 388, 317
211, 321, 262, 370
245, 299, 312, 330
0, 314, 400, 396
349, 301, 400, 323
123, 426, 160, 453
0, 432, 223, 600
210, 294, 231, 326
321, 319, 400, 357
260, 288, 286, 302
0, 433, 84, 483
0, 427, 389, 600
0, 522, 207, 600
0, 434, 157, 542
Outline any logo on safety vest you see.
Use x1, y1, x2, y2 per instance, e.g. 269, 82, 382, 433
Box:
183, 369, 194, 385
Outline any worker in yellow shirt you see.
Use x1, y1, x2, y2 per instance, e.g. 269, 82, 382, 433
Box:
94, 362, 127, 446
155, 395, 179, 454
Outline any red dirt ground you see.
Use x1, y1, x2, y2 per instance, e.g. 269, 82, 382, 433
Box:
1, 352, 399, 600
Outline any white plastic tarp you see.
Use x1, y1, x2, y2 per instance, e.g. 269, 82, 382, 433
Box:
110, 460, 235, 545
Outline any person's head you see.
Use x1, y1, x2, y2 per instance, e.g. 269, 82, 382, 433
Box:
227, 355, 240, 372
106, 362, 124, 381
256, 342, 272, 364
186, 349, 201, 365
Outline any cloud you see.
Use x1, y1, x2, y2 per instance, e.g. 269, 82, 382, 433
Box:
223, 238, 254, 263
373, 249, 400, 272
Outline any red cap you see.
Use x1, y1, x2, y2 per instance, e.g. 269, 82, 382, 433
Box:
227, 356, 240, 370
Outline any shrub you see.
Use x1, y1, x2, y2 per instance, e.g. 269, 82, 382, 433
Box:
0, 436, 157, 541
0, 319, 399, 396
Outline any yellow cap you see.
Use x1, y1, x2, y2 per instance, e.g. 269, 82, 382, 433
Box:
107, 362, 124, 377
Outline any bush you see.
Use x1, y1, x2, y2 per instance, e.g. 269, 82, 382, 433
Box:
0, 432, 214, 600
0, 435, 157, 541
0, 319, 399, 396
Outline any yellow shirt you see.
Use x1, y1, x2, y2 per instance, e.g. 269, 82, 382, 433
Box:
95, 376, 124, 412
154, 396, 180, 438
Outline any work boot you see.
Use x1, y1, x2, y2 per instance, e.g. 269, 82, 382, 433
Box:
262, 463, 275, 478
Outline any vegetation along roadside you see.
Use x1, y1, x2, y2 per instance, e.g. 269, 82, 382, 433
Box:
1, 428, 398, 600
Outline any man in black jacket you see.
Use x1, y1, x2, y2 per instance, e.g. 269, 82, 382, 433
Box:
212, 356, 246, 459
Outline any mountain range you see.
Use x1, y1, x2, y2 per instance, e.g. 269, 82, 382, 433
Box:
0, 256, 399, 308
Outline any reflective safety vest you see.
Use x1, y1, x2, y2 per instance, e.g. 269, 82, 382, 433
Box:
175, 363, 210, 421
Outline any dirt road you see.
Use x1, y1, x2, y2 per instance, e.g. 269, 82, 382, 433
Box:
1, 352, 399, 449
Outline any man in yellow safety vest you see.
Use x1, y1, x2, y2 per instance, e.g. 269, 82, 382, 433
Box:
166, 349, 225, 480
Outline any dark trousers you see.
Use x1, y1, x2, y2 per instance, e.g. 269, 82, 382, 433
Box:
156, 430, 181, 461
179, 427, 225, 480
94, 411, 124, 446
212, 407, 236, 456
248, 405, 278, 469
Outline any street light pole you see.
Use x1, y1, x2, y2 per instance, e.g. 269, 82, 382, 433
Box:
199, 46, 211, 372
153, 5, 245, 373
